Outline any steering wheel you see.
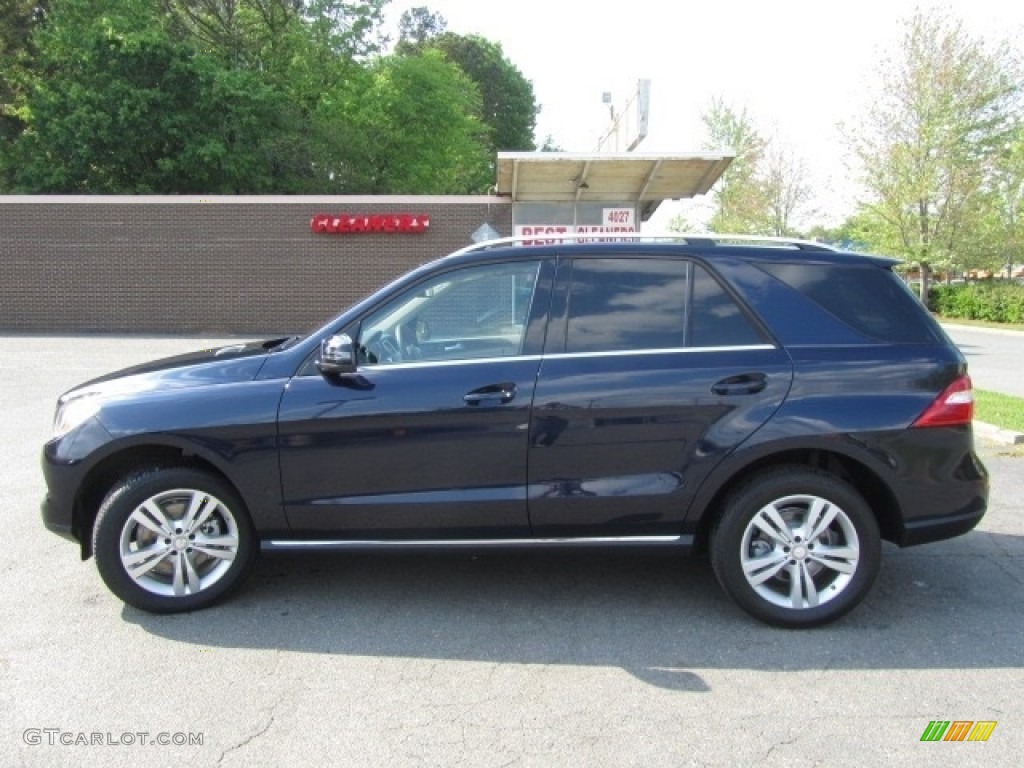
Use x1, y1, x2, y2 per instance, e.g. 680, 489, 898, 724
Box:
395, 321, 422, 360
364, 331, 402, 364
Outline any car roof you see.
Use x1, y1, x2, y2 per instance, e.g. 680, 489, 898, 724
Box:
438, 233, 900, 270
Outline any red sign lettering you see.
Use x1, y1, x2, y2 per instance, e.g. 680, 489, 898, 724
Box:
516, 225, 569, 246
310, 213, 431, 234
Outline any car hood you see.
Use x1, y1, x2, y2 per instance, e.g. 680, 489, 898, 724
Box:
59, 338, 288, 403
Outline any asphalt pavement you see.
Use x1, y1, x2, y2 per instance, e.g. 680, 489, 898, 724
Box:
1, 335, 1021, 768
943, 323, 1024, 399
942, 323, 1024, 443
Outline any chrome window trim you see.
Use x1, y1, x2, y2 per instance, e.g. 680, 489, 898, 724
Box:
359, 344, 776, 371
361, 355, 544, 371
543, 344, 775, 360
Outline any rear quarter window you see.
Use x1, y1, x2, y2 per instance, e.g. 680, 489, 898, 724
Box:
757, 262, 943, 344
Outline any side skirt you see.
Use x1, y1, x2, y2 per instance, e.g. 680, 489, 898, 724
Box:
261, 535, 692, 552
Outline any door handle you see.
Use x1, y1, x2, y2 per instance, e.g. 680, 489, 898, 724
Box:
711, 373, 767, 396
464, 383, 517, 405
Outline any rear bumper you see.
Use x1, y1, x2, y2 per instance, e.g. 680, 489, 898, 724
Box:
882, 427, 989, 547
894, 497, 988, 547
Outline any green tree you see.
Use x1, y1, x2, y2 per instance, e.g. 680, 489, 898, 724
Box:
0, 0, 46, 162
10, 2, 303, 192
396, 5, 446, 47
806, 210, 891, 252
161, 1, 386, 67
7, 0, 502, 194
699, 98, 768, 234
320, 50, 492, 194
158, 1, 388, 190
305, 0, 388, 58
845, 9, 1022, 299
965, 130, 1024, 277
434, 34, 536, 151
399, 28, 538, 152
762, 139, 814, 236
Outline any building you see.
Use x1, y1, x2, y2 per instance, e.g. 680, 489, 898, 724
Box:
0, 152, 731, 334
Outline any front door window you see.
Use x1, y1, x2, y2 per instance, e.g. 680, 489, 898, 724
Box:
358, 261, 542, 365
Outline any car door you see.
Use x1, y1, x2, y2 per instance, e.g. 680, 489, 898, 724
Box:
277, 259, 552, 538
527, 255, 793, 537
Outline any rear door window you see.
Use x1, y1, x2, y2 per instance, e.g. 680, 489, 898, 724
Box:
562, 257, 766, 353
565, 258, 688, 353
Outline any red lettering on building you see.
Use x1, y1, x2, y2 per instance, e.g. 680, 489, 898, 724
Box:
518, 225, 569, 246
310, 213, 431, 234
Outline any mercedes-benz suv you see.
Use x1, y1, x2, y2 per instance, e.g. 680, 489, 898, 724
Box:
41, 234, 989, 627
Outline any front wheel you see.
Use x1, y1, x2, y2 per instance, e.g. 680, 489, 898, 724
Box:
710, 467, 880, 628
92, 467, 257, 613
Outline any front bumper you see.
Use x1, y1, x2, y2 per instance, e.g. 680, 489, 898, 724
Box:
40, 439, 91, 557
41, 494, 76, 542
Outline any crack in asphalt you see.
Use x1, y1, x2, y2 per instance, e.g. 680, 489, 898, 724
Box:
215, 650, 285, 766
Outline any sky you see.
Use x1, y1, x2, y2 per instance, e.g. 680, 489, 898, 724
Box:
384, 0, 1024, 229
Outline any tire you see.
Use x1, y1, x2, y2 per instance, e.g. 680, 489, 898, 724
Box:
92, 467, 257, 613
710, 467, 881, 628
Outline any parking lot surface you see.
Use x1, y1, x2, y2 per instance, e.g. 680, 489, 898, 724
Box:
944, 323, 1024, 399
2, 335, 1022, 767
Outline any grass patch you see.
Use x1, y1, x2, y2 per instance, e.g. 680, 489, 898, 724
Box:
974, 389, 1024, 433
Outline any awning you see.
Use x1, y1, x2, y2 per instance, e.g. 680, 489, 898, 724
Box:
495, 151, 733, 220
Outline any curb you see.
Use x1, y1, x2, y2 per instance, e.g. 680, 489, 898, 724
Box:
974, 420, 1024, 446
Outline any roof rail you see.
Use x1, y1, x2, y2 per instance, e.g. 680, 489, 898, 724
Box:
448, 232, 837, 258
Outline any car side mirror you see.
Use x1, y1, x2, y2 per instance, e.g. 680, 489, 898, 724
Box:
316, 334, 356, 376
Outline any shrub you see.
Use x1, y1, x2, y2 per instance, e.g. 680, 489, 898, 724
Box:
928, 282, 1024, 324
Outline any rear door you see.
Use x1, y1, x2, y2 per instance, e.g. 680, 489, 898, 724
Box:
527, 255, 793, 536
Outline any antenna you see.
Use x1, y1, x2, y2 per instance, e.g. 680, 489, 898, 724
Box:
597, 79, 650, 152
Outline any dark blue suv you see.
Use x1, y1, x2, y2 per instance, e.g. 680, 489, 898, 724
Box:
41, 235, 989, 627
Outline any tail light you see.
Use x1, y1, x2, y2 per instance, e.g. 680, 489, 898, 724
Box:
912, 375, 974, 428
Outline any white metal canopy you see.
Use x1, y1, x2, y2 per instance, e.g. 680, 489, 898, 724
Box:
495, 151, 733, 220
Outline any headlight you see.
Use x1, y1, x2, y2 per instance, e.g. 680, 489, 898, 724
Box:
53, 395, 103, 439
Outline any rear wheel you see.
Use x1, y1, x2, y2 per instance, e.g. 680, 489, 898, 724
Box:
710, 467, 880, 628
92, 467, 256, 613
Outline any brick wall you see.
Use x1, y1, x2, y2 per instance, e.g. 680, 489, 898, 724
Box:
0, 196, 513, 334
